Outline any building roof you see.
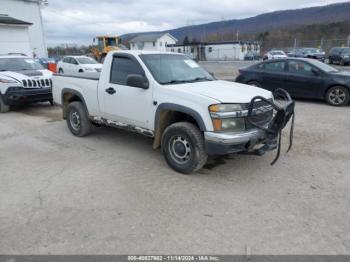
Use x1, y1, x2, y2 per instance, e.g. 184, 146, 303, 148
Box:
129, 33, 177, 43
0, 15, 32, 26
167, 40, 260, 47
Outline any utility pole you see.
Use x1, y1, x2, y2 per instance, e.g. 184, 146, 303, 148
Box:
294, 38, 297, 49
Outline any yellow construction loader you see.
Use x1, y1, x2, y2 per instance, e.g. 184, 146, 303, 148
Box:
91, 36, 122, 62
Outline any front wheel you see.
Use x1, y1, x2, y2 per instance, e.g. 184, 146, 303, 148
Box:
66, 101, 92, 136
161, 122, 208, 174
326, 86, 350, 106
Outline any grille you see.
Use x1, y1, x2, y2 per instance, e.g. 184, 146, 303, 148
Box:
243, 99, 274, 130
23, 79, 52, 88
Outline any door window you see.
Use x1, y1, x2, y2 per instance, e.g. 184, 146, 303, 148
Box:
110, 56, 144, 85
63, 57, 70, 63
264, 61, 286, 72
288, 61, 314, 76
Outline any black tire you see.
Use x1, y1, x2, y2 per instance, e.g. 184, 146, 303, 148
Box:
328, 59, 333, 64
66, 101, 92, 137
340, 60, 345, 66
161, 122, 208, 174
0, 95, 10, 113
58, 68, 64, 74
325, 86, 350, 106
78, 69, 84, 73
247, 81, 261, 87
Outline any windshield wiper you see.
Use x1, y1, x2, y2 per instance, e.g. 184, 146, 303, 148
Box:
160, 80, 191, 85
188, 77, 214, 82
160, 77, 213, 85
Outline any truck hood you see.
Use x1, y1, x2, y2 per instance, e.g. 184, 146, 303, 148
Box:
172, 80, 272, 103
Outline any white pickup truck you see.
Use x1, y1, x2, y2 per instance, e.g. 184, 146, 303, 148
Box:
53, 50, 295, 174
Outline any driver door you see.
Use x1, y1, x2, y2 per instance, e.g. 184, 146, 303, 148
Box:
98, 55, 153, 129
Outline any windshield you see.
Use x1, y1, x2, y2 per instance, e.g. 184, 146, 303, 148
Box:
140, 54, 214, 85
0, 57, 44, 71
304, 48, 322, 54
271, 51, 285, 56
341, 48, 350, 55
309, 59, 338, 73
77, 57, 98, 64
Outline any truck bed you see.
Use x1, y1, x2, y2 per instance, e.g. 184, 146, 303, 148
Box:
52, 74, 100, 116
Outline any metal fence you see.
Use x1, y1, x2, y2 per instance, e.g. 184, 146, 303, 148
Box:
261, 37, 350, 54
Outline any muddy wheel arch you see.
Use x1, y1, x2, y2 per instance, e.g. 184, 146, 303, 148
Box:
153, 103, 206, 149
61, 88, 89, 119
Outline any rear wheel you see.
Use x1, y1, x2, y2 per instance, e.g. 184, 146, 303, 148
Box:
161, 122, 208, 174
326, 86, 350, 106
66, 101, 92, 136
247, 81, 261, 87
0, 95, 10, 113
328, 59, 333, 64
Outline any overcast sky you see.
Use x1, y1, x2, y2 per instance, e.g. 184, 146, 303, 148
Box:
42, 0, 347, 46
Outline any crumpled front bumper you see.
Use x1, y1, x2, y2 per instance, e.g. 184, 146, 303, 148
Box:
204, 129, 266, 155
204, 89, 295, 164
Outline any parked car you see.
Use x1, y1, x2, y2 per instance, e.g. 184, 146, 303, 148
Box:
295, 48, 326, 62
287, 49, 300, 57
263, 50, 288, 60
236, 58, 350, 106
0, 54, 53, 113
57, 56, 102, 75
244, 51, 261, 61
328, 47, 350, 66
53, 51, 294, 174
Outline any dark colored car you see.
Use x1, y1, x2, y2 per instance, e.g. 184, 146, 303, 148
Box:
295, 48, 326, 62
244, 51, 261, 61
329, 47, 350, 66
236, 58, 350, 106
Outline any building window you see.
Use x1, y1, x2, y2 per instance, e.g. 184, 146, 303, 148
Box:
191, 47, 194, 53
153, 42, 155, 47
160, 42, 163, 47
177, 48, 182, 53
208, 47, 212, 53
165, 42, 167, 47
171, 48, 174, 52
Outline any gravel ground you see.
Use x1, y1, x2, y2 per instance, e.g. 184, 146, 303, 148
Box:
0, 63, 350, 254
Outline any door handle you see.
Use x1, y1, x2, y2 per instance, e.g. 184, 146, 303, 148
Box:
105, 87, 116, 95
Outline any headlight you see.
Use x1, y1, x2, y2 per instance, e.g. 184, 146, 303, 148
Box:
209, 104, 246, 132
0, 78, 18, 84
209, 104, 242, 112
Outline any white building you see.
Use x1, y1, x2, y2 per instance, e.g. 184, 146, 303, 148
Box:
129, 33, 177, 52
0, 0, 48, 57
167, 41, 260, 61
0, 15, 32, 56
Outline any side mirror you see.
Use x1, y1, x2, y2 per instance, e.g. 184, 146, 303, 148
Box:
311, 68, 320, 76
126, 74, 149, 89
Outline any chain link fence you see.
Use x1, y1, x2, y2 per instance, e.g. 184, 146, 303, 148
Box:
261, 37, 350, 54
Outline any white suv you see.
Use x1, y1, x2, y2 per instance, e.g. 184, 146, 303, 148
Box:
0, 54, 53, 113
